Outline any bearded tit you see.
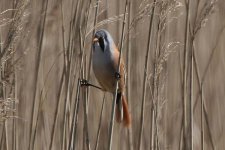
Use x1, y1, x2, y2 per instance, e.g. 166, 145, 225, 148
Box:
92, 29, 131, 127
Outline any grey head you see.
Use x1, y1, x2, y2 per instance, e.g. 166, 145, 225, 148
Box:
93, 29, 115, 52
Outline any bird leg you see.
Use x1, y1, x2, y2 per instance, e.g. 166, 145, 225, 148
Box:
80, 79, 103, 90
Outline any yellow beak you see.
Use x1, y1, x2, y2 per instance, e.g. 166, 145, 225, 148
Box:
93, 38, 99, 43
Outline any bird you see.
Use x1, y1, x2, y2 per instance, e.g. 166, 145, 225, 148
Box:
92, 29, 131, 127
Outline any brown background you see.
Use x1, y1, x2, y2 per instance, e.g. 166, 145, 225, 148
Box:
0, 0, 225, 150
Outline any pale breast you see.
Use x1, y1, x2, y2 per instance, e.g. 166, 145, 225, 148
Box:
92, 46, 116, 92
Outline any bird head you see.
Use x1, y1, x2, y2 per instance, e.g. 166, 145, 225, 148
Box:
93, 29, 115, 52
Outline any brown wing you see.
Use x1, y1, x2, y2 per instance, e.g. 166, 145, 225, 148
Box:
119, 59, 126, 92
113, 45, 131, 127
112, 44, 126, 93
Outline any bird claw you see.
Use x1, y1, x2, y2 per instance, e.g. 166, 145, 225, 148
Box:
115, 72, 121, 80
80, 79, 89, 86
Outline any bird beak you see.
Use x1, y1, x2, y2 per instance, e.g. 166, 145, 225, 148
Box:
93, 38, 99, 43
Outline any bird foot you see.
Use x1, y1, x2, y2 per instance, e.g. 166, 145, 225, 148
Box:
80, 79, 89, 86
115, 72, 121, 80
80, 79, 103, 90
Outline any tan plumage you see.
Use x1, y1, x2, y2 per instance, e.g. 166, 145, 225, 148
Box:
92, 29, 131, 127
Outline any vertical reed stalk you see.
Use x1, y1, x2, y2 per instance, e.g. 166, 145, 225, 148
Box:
12, 56, 18, 150
183, 0, 191, 149
70, 27, 87, 150
87, 0, 99, 80
200, 84, 204, 150
94, 93, 106, 150
82, 57, 90, 150
66, 0, 80, 142
68, 78, 81, 150
60, 1, 74, 149
190, 37, 194, 150
126, 2, 133, 150
192, 25, 225, 150
0, 126, 4, 149
107, 0, 128, 149
49, 1, 69, 149
151, 108, 155, 150
80, 1, 94, 149
138, 0, 156, 149
85, 0, 100, 127
28, 1, 48, 150
4, 121, 8, 150
49, 67, 65, 150
193, 45, 205, 150
153, 22, 160, 150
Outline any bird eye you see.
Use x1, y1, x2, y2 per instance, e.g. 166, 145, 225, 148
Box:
98, 37, 105, 51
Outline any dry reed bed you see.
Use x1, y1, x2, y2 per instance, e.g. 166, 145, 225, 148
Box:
0, 0, 224, 150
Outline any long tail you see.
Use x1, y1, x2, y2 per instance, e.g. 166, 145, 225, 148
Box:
116, 93, 131, 127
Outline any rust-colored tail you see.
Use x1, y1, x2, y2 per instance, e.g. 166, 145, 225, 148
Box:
116, 94, 131, 127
